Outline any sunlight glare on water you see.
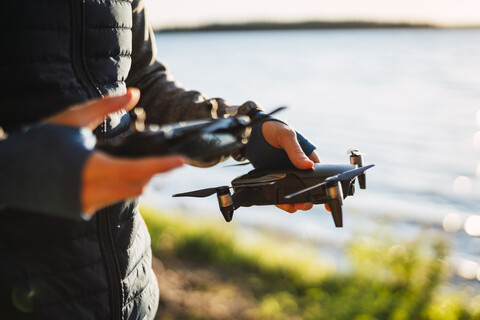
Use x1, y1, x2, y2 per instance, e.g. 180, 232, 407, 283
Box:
151, 29, 480, 290
442, 213, 463, 233
473, 131, 480, 148
464, 215, 480, 237
458, 259, 479, 280
453, 176, 472, 195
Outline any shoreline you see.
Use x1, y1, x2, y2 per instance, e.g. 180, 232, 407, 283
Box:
142, 206, 480, 319
155, 20, 479, 33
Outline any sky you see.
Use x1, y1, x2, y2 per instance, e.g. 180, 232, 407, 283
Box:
146, 0, 480, 29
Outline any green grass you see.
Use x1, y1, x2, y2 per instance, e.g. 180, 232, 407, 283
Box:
142, 207, 480, 320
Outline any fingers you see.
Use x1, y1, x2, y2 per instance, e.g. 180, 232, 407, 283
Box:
296, 203, 314, 211
276, 204, 297, 213
262, 121, 314, 170
85, 152, 184, 183
45, 88, 141, 130
263, 121, 320, 213
82, 152, 184, 215
82, 180, 148, 215
309, 150, 321, 164
278, 131, 314, 170
275, 203, 314, 214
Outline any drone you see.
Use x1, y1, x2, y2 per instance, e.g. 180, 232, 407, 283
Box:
173, 150, 374, 227
96, 107, 373, 227
96, 107, 285, 162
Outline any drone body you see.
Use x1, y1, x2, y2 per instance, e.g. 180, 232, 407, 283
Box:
174, 151, 374, 227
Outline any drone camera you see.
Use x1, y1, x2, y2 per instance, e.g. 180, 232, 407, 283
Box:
216, 187, 234, 222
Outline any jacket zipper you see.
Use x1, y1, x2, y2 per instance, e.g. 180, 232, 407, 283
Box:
70, 1, 123, 319
97, 207, 123, 320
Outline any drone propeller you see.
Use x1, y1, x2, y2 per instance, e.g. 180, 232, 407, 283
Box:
284, 164, 374, 199
173, 180, 275, 198
172, 186, 230, 198
232, 181, 275, 189
223, 161, 252, 168
347, 148, 365, 156
330, 164, 374, 182
247, 106, 287, 127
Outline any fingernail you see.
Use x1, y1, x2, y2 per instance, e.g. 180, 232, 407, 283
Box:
127, 87, 140, 99
175, 157, 185, 167
300, 159, 314, 169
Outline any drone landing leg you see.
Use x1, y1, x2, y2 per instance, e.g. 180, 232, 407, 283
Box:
220, 206, 234, 222
358, 173, 366, 189
329, 199, 343, 228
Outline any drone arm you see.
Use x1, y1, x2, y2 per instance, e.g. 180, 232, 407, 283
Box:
232, 188, 257, 210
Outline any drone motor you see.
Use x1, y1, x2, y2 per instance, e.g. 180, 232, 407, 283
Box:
326, 181, 343, 205
349, 149, 367, 189
216, 186, 234, 222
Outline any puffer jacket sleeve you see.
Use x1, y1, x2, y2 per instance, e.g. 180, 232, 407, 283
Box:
0, 124, 95, 220
127, 0, 262, 126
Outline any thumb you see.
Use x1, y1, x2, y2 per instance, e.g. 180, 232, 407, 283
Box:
277, 130, 314, 170
45, 88, 140, 129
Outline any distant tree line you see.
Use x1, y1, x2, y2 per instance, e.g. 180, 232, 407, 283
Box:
156, 20, 436, 33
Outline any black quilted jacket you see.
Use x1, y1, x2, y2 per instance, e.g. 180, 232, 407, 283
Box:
0, 0, 259, 319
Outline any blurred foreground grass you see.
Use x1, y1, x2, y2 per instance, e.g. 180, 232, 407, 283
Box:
142, 207, 480, 320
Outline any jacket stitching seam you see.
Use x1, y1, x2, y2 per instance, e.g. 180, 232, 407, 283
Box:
87, 53, 132, 58
122, 249, 150, 283
86, 26, 132, 30
125, 228, 143, 252
90, 0, 131, 4
92, 79, 127, 86
122, 279, 153, 310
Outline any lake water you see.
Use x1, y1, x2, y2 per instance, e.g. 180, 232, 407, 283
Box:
142, 28, 480, 286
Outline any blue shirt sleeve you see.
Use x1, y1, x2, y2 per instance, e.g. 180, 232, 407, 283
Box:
0, 124, 95, 220
245, 112, 316, 169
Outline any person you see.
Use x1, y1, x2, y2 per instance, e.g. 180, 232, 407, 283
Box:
0, 0, 320, 319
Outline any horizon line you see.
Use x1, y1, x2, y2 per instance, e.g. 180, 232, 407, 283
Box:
155, 19, 480, 33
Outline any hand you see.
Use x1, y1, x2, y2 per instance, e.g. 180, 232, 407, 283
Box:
45, 88, 184, 216
261, 120, 321, 213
